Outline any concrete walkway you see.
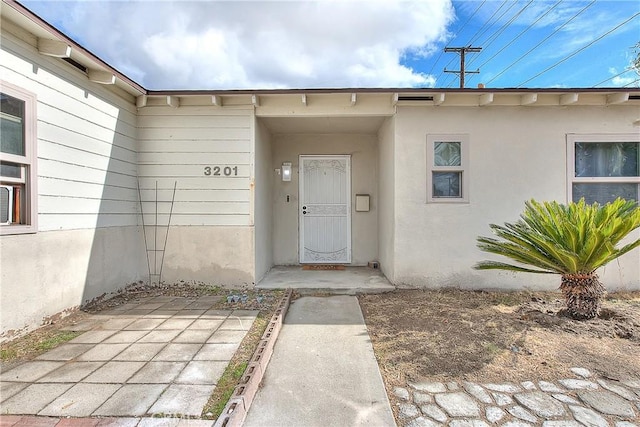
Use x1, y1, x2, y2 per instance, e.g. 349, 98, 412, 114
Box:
243, 295, 396, 427
0, 295, 257, 420
257, 266, 395, 294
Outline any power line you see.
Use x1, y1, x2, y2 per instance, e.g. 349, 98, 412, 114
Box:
467, 0, 564, 85
517, 12, 640, 87
436, 0, 509, 84
485, 0, 596, 85
593, 69, 636, 87
468, 0, 518, 47
427, 0, 487, 76
623, 78, 640, 87
443, 0, 515, 87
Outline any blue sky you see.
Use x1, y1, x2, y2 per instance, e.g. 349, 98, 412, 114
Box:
21, 0, 640, 90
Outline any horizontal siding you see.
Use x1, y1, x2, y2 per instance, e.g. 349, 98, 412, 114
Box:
138, 164, 251, 178
1, 38, 139, 231
140, 201, 249, 215
139, 140, 251, 153
138, 189, 249, 202
38, 159, 136, 189
137, 108, 253, 227
141, 214, 251, 227
138, 127, 249, 141
39, 196, 137, 215
137, 177, 250, 190
38, 214, 138, 230
138, 152, 250, 165
39, 177, 137, 202
137, 114, 249, 128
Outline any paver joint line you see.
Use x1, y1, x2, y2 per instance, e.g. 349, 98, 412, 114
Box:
0, 295, 258, 424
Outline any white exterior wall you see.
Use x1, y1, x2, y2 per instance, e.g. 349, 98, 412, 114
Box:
1, 26, 145, 340
377, 116, 396, 281
271, 133, 378, 265
393, 105, 640, 290
254, 119, 273, 281
136, 106, 255, 285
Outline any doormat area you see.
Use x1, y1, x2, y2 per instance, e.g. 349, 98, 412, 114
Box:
302, 265, 346, 270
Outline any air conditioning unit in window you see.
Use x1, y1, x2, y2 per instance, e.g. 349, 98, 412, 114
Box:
0, 185, 13, 225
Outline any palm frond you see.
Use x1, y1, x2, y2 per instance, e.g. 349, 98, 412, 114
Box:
475, 198, 640, 275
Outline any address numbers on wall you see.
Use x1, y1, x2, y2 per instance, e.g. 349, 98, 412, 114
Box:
204, 166, 239, 176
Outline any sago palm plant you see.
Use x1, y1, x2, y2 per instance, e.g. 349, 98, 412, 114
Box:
475, 198, 640, 320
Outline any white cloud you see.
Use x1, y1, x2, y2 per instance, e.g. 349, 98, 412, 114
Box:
24, 0, 454, 89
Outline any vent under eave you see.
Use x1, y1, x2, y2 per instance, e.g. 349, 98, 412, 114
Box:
397, 96, 434, 101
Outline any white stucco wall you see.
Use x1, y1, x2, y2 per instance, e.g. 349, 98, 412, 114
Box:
254, 118, 273, 282
393, 105, 640, 290
377, 116, 396, 281
271, 133, 379, 265
1, 25, 145, 340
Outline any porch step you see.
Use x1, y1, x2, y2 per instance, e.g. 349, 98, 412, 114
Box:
256, 266, 395, 294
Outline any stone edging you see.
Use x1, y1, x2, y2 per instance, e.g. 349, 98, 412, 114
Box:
392, 367, 640, 427
213, 288, 293, 427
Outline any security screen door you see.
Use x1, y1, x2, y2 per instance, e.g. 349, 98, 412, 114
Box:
299, 155, 351, 263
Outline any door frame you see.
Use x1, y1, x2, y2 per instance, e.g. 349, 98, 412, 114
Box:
299, 154, 352, 264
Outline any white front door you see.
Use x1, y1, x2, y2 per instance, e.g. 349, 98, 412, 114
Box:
299, 155, 351, 264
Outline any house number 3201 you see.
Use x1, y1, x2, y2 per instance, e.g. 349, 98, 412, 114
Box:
204, 166, 239, 176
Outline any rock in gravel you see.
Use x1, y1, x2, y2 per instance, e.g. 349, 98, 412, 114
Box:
558, 379, 599, 390
501, 422, 535, 427
570, 367, 592, 378
410, 381, 447, 393
621, 379, 640, 389
420, 404, 448, 423
483, 383, 521, 393
447, 382, 459, 391
597, 379, 639, 401
521, 381, 536, 390
507, 405, 538, 423
394, 387, 410, 401
514, 391, 566, 418
552, 393, 580, 405
616, 422, 638, 427
414, 392, 433, 404
492, 392, 513, 406
463, 382, 493, 404
434, 392, 481, 417
569, 405, 609, 427
577, 390, 637, 418
539, 381, 564, 393
542, 422, 582, 427
486, 406, 506, 423
406, 416, 442, 427
448, 421, 489, 427
398, 403, 420, 419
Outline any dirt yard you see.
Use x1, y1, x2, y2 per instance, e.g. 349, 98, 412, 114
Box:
359, 289, 640, 389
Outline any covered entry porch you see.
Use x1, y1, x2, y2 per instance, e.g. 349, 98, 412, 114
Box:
252, 92, 396, 286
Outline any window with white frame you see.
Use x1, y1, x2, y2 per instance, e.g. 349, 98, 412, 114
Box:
427, 134, 469, 202
568, 134, 639, 205
1, 82, 37, 234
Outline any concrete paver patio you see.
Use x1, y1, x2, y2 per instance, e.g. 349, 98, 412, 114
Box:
0, 295, 257, 420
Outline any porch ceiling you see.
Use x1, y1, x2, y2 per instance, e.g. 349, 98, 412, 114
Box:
259, 116, 387, 134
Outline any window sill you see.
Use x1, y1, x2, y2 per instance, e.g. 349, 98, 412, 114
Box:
1, 224, 37, 235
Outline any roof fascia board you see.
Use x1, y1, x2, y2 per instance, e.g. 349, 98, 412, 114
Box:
3, 0, 146, 95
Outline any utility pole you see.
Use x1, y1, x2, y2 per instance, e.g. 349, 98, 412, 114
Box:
444, 46, 482, 88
